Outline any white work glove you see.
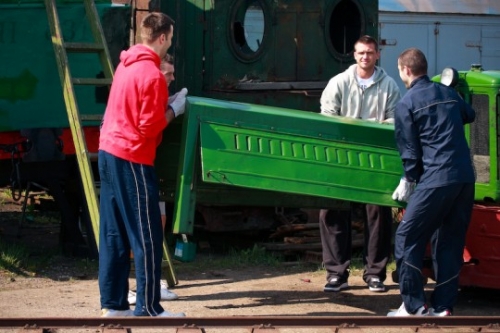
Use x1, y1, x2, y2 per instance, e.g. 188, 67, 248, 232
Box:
168, 87, 188, 117
168, 92, 178, 105
392, 177, 416, 202
168, 89, 181, 105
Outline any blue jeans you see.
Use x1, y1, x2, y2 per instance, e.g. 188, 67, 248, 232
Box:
98, 150, 164, 316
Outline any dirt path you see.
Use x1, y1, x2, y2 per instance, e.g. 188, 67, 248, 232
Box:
1, 195, 500, 324
1, 253, 500, 319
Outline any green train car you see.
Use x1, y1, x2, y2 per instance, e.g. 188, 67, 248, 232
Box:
432, 66, 500, 203
0, 0, 379, 237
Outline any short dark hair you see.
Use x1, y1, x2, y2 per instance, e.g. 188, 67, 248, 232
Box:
398, 48, 428, 76
140, 12, 175, 43
162, 53, 174, 65
355, 35, 379, 51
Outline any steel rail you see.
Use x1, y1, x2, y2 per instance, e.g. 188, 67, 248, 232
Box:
0, 316, 499, 330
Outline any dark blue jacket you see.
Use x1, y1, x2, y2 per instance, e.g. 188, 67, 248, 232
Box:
394, 75, 475, 188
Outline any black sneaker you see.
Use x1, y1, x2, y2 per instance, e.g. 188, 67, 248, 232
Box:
367, 277, 386, 292
324, 277, 349, 292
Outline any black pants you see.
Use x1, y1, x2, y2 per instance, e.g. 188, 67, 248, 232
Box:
319, 203, 392, 283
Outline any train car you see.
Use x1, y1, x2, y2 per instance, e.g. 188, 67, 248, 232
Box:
0, 0, 132, 256
0, 0, 378, 240
378, 0, 500, 95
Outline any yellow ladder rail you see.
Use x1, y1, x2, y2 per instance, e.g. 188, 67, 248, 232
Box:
44, 0, 177, 286
44, 0, 101, 248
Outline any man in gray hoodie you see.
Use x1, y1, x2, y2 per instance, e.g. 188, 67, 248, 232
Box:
319, 35, 401, 293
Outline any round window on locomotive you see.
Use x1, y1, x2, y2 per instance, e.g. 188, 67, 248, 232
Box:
229, 0, 267, 62
325, 0, 364, 59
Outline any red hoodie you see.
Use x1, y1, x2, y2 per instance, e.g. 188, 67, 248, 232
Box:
99, 44, 168, 166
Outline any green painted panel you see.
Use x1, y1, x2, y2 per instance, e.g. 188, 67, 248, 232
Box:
432, 69, 500, 202
172, 96, 402, 233
0, 3, 130, 131
190, 97, 403, 207
187, 97, 397, 148
274, 11, 296, 81
460, 70, 500, 86
156, 108, 350, 209
296, 10, 326, 81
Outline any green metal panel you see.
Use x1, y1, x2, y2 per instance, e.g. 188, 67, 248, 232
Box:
462, 70, 500, 202
432, 69, 500, 202
200, 121, 401, 201
274, 10, 296, 81
0, 3, 130, 132
172, 97, 404, 234
196, 99, 402, 204
296, 8, 326, 81
458, 70, 500, 86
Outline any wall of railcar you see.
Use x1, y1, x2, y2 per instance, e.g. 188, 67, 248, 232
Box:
162, 0, 378, 111
0, 1, 130, 187
0, 0, 379, 237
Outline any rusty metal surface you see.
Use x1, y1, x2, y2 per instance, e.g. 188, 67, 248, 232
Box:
1, 316, 500, 332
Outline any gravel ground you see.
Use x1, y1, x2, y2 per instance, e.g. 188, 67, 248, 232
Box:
1, 193, 500, 333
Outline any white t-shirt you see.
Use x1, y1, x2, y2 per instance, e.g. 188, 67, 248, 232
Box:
357, 69, 376, 91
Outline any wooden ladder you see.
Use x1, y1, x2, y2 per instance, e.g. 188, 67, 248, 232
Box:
44, 0, 177, 286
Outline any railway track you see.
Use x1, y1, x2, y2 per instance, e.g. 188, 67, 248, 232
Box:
1, 316, 500, 332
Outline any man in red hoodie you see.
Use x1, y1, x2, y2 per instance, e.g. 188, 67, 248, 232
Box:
98, 12, 187, 318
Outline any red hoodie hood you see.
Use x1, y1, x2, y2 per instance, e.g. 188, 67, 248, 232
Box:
99, 43, 169, 166
120, 44, 161, 68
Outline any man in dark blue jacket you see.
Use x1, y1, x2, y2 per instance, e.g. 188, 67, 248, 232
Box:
388, 48, 475, 316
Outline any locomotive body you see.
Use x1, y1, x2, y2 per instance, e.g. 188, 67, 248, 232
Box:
0, 0, 379, 232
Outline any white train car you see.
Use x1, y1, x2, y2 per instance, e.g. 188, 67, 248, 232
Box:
379, 0, 500, 93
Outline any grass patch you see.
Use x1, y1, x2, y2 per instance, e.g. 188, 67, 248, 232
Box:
0, 236, 65, 277
0, 237, 98, 279
0, 188, 12, 206
176, 244, 284, 273
226, 244, 283, 266
175, 245, 397, 277
0, 239, 32, 276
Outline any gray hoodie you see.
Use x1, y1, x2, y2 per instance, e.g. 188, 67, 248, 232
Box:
320, 64, 401, 122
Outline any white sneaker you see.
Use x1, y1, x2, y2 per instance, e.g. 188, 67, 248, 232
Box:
429, 308, 452, 316
160, 280, 179, 300
127, 290, 137, 305
129, 283, 178, 304
156, 310, 186, 317
387, 303, 428, 316
101, 309, 134, 317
